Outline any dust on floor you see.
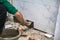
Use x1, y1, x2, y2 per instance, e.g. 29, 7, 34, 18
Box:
4, 21, 54, 40
18, 28, 54, 40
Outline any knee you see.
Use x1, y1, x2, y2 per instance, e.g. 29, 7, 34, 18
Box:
0, 4, 7, 12
0, 4, 7, 19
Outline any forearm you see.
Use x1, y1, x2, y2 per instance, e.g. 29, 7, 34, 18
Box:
14, 11, 27, 25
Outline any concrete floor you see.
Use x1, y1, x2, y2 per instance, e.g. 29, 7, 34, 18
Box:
18, 28, 53, 40
3, 21, 54, 40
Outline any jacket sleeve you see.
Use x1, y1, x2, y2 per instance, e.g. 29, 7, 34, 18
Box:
3, 0, 18, 14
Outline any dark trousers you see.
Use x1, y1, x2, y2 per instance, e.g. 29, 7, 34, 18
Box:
0, 4, 7, 34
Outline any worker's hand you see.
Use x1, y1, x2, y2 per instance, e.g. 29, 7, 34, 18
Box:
14, 11, 28, 25
23, 20, 28, 25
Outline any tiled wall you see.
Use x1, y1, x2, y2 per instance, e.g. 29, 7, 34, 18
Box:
13, 0, 58, 34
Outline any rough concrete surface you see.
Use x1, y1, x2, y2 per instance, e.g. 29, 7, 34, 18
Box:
18, 29, 54, 40
3, 21, 54, 40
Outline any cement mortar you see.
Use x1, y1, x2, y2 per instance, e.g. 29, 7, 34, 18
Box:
0, 29, 20, 40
